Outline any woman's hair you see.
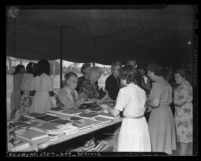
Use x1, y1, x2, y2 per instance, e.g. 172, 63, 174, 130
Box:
114, 61, 122, 66
88, 66, 102, 76
13, 64, 25, 75
64, 72, 78, 81
119, 65, 137, 84
147, 63, 165, 77
111, 62, 121, 71
174, 68, 188, 80
37, 59, 50, 76
81, 63, 91, 74
26, 62, 35, 74
33, 63, 38, 77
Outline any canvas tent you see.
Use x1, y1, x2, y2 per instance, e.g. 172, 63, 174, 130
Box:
6, 5, 194, 68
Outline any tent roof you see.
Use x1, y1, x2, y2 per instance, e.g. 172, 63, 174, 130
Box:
6, 5, 193, 67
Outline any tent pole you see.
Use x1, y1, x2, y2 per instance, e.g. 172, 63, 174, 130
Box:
59, 27, 63, 89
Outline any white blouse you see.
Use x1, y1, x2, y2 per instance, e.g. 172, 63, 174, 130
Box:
31, 73, 53, 93
21, 73, 34, 91
115, 83, 147, 117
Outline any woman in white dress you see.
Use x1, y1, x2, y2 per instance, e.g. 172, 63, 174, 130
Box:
30, 60, 54, 113
106, 65, 151, 152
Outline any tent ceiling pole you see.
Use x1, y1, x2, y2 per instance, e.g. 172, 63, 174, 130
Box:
93, 38, 96, 67
59, 27, 63, 89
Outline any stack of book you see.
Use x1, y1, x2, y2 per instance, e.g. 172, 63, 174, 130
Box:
29, 121, 79, 135
78, 112, 99, 119
47, 107, 65, 115
24, 113, 46, 119
17, 116, 33, 123
29, 122, 65, 135
62, 108, 82, 116
93, 116, 112, 124
35, 115, 59, 122
61, 124, 80, 135
79, 103, 101, 111
15, 129, 49, 145
82, 139, 96, 152
9, 121, 30, 129
79, 119, 102, 126
50, 119, 73, 127
69, 116, 83, 121
72, 120, 93, 130
94, 140, 110, 152
8, 138, 30, 152
48, 133, 66, 142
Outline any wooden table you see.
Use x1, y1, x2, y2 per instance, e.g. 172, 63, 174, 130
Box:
9, 118, 122, 152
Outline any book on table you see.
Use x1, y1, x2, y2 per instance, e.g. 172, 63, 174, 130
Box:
48, 133, 66, 140
29, 122, 65, 135
94, 140, 108, 152
69, 116, 84, 121
62, 108, 82, 116
15, 129, 49, 144
50, 119, 73, 125
48, 107, 65, 115
88, 106, 102, 112
25, 113, 46, 119
17, 116, 33, 123
35, 115, 59, 122
49, 107, 63, 111
78, 112, 99, 119
8, 138, 30, 152
83, 145, 95, 151
80, 119, 102, 126
93, 116, 112, 123
10, 121, 30, 128
61, 124, 80, 135
79, 102, 101, 110
72, 121, 93, 130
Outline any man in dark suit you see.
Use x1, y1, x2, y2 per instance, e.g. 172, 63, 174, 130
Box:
105, 62, 121, 101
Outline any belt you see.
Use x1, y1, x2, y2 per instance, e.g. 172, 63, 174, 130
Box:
124, 115, 144, 119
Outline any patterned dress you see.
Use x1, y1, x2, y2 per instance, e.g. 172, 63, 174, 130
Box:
174, 80, 193, 143
19, 74, 34, 115
79, 79, 99, 99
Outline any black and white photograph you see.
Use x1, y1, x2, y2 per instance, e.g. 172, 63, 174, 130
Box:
6, 4, 198, 157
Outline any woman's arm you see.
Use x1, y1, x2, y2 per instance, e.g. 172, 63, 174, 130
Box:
106, 106, 120, 117
147, 98, 160, 108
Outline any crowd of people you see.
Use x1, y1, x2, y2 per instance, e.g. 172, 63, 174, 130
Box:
9, 58, 193, 155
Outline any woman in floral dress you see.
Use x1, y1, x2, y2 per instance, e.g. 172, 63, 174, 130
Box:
79, 66, 108, 103
174, 69, 193, 156
20, 63, 36, 115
